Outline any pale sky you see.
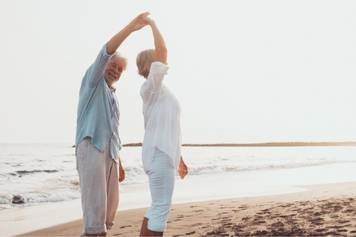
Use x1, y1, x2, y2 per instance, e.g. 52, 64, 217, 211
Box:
1, 0, 356, 143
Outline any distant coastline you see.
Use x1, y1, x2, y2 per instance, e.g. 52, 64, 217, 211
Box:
123, 141, 356, 147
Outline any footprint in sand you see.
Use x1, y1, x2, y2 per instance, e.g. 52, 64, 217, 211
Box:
253, 220, 266, 225
343, 208, 355, 213
271, 221, 284, 228
191, 222, 203, 227
298, 201, 308, 206
256, 211, 266, 216
222, 222, 233, 228
314, 228, 327, 232
185, 231, 196, 235
193, 209, 204, 213
279, 203, 293, 208
323, 231, 339, 236
312, 212, 322, 216
252, 230, 268, 235
219, 205, 227, 209
303, 207, 313, 211
174, 216, 184, 222
338, 220, 350, 224
204, 227, 228, 236
327, 225, 345, 229
119, 225, 132, 229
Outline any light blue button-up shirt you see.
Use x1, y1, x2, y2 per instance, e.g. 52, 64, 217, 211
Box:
75, 45, 122, 159
108, 86, 122, 160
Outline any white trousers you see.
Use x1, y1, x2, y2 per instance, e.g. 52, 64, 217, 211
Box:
76, 138, 119, 234
145, 148, 175, 232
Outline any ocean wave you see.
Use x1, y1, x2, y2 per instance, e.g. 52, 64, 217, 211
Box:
188, 159, 356, 175
0, 194, 12, 205
26, 192, 79, 203
9, 169, 59, 176
0, 191, 80, 210
125, 166, 145, 175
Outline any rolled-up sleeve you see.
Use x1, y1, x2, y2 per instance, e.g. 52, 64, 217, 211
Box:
140, 62, 169, 101
87, 44, 113, 88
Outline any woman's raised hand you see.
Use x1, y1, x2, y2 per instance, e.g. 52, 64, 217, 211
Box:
129, 12, 151, 32
142, 14, 155, 26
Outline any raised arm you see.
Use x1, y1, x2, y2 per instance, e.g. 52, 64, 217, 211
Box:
107, 12, 150, 54
87, 12, 149, 88
145, 17, 167, 64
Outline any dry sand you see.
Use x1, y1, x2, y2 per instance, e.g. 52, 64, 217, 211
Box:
20, 182, 356, 236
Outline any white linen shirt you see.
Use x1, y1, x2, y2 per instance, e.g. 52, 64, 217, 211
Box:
140, 62, 181, 172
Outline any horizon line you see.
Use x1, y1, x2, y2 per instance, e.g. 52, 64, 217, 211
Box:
123, 141, 356, 147
1, 141, 356, 147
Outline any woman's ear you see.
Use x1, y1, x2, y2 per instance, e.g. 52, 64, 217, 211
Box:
143, 65, 150, 78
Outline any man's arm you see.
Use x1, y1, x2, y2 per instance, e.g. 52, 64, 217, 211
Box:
118, 158, 125, 183
88, 12, 150, 88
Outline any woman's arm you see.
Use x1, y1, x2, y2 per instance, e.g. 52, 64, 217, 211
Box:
145, 16, 167, 64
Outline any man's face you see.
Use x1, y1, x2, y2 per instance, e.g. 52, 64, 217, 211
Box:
104, 56, 127, 86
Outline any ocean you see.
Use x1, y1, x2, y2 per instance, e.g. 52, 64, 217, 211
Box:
1, 143, 356, 211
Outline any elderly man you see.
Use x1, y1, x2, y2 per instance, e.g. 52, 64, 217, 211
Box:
75, 12, 149, 236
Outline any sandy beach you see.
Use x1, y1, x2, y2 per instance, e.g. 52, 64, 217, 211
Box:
19, 182, 356, 237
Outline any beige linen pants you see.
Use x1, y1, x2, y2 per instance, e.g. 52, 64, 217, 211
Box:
76, 138, 119, 235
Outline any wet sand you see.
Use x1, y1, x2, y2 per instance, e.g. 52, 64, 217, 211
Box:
20, 182, 356, 236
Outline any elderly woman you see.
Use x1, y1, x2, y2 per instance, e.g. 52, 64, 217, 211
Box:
136, 15, 188, 236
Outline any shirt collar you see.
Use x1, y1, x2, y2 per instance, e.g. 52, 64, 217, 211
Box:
105, 80, 116, 92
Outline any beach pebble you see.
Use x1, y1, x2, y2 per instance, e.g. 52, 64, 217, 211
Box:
12, 195, 25, 204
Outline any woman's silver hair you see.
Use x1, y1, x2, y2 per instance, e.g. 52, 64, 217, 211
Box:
136, 49, 155, 78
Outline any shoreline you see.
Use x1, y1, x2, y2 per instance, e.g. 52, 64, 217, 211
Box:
3, 161, 356, 236
19, 182, 356, 236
